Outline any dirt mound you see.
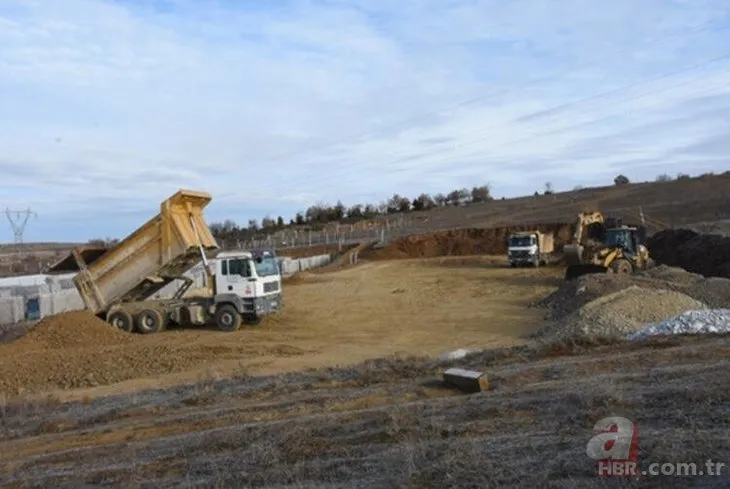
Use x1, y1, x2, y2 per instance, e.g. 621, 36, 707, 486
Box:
534, 265, 730, 320
0, 329, 306, 397
534, 286, 707, 341
648, 228, 730, 278
7, 310, 135, 351
364, 223, 573, 260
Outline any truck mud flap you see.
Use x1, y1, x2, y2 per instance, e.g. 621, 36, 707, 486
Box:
564, 264, 608, 281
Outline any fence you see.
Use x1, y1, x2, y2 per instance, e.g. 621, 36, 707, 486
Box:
219, 198, 696, 253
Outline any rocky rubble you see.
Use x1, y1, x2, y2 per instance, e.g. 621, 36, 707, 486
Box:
628, 309, 730, 339
532, 265, 730, 341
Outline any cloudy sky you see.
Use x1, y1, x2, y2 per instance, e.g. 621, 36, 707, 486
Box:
1, 0, 729, 242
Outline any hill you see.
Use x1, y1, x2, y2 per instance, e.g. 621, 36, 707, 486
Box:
2, 172, 730, 277
230, 172, 730, 252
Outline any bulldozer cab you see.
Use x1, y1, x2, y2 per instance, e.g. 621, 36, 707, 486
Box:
602, 225, 646, 253
603, 227, 637, 252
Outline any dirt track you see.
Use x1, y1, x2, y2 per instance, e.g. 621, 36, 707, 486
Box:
0, 257, 560, 399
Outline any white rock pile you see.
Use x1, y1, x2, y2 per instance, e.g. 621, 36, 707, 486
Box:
628, 309, 730, 340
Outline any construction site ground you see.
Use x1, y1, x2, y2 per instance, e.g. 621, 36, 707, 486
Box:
2, 249, 730, 487
0, 256, 560, 401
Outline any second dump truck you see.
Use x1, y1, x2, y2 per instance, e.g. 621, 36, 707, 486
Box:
49, 189, 282, 333
507, 230, 555, 267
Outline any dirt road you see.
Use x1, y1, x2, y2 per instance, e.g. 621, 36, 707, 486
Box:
0, 257, 561, 400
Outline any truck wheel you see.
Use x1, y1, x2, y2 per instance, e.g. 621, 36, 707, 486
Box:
215, 304, 242, 332
107, 310, 134, 333
135, 308, 166, 334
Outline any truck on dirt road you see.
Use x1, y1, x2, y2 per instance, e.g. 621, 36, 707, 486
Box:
507, 230, 555, 267
49, 189, 282, 333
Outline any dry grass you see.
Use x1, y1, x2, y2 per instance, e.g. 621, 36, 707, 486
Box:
0, 334, 728, 488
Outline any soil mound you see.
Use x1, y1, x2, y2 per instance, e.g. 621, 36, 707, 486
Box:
7, 310, 135, 351
364, 223, 573, 260
534, 286, 707, 341
648, 228, 730, 278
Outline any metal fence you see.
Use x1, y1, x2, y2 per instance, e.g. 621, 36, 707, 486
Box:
220, 199, 693, 253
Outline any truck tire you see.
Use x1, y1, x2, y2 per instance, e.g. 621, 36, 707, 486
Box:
107, 310, 134, 333
215, 304, 242, 332
135, 308, 166, 334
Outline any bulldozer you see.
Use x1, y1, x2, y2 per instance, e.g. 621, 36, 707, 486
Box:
563, 211, 651, 280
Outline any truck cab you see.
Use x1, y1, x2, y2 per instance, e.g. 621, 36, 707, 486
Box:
507, 231, 554, 267
214, 250, 282, 323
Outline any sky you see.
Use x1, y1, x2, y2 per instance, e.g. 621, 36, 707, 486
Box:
0, 0, 729, 242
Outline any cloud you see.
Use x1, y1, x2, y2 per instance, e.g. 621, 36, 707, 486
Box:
0, 0, 729, 242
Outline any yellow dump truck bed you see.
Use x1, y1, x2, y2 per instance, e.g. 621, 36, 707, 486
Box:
49, 189, 219, 315
537, 232, 555, 254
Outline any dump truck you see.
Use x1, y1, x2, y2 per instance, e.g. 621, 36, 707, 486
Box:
48, 189, 282, 333
507, 230, 554, 267
563, 211, 651, 280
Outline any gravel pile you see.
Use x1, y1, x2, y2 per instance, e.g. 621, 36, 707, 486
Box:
533, 265, 730, 322
628, 309, 730, 339
533, 286, 708, 341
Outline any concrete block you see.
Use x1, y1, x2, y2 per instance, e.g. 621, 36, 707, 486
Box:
38, 293, 54, 317
443, 368, 489, 393
51, 290, 84, 313
0, 298, 19, 324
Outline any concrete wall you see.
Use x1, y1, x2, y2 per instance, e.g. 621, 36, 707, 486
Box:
0, 253, 334, 325
0, 297, 24, 324
0, 289, 86, 325
277, 254, 332, 276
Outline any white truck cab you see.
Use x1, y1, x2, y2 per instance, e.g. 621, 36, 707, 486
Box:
213, 250, 282, 322
508, 231, 554, 267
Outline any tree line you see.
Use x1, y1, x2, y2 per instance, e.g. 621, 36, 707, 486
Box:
85, 170, 716, 246
209, 184, 493, 241
208, 171, 715, 242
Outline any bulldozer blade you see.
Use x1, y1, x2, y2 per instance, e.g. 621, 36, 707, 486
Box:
564, 264, 608, 281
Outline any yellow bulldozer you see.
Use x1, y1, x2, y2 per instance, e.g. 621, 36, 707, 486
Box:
563, 211, 652, 280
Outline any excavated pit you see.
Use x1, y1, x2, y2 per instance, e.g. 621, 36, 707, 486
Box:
361, 222, 575, 260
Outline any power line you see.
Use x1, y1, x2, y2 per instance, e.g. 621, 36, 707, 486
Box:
5, 208, 37, 256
